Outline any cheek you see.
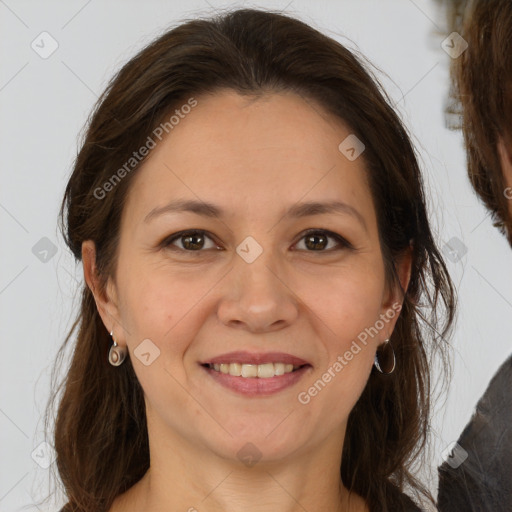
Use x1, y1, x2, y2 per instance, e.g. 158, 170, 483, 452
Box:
305, 265, 386, 342
116, 268, 210, 410
298, 267, 384, 409
117, 257, 225, 359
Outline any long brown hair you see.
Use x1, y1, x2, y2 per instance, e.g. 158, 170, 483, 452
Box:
440, 0, 512, 245
41, 8, 455, 512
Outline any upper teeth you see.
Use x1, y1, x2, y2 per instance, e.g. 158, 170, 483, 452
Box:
209, 362, 298, 378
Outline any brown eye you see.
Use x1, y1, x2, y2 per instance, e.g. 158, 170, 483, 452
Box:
295, 229, 351, 252
164, 230, 219, 251
304, 232, 329, 250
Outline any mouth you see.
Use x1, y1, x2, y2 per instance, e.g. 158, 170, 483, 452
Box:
202, 361, 309, 378
199, 351, 312, 396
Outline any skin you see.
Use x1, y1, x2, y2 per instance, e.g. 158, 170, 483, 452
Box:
83, 90, 411, 512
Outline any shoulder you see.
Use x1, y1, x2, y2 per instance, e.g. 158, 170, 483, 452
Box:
387, 494, 421, 512
382, 483, 423, 511
397, 492, 422, 512
437, 353, 512, 511
474, 353, 512, 418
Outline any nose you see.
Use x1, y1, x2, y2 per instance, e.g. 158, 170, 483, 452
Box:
216, 247, 300, 333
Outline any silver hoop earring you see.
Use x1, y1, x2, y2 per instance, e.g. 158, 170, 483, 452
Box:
109, 331, 127, 367
374, 339, 395, 375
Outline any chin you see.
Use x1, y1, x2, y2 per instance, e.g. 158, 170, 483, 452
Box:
205, 424, 308, 465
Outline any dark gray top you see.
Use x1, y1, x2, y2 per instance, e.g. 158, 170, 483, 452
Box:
437, 353, 512, 511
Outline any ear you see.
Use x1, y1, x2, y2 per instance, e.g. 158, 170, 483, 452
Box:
82, 240, 125, 344
380, 245, 412, 339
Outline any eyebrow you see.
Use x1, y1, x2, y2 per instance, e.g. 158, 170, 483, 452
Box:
144, 198, 367, 230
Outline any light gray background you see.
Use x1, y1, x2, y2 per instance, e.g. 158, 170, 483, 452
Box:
1, 0, 511, 511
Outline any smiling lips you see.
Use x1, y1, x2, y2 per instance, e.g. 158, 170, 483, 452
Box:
201, 351, 312, 396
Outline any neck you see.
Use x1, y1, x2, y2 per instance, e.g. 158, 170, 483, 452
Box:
111, 417, 367, 512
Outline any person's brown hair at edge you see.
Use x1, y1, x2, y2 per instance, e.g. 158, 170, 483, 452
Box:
440, 0, 512, 245
435, 0, 512, 510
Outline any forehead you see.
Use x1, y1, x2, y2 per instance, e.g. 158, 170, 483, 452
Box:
122, 89, 374, 225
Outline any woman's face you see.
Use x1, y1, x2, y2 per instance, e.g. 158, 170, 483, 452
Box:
86, 90, 406, 465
